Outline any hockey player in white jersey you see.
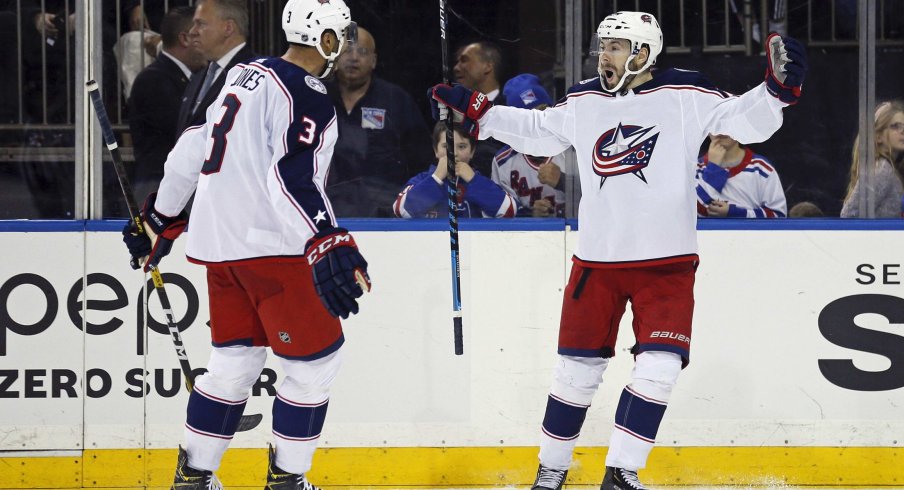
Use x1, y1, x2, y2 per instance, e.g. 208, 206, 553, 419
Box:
696, 134, 787, 218
121, 1, 368, 489
431, 11, 806, 490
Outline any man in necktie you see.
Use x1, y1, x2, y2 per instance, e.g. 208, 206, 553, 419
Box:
194, 60, 220, 113
175, 0, 256, 133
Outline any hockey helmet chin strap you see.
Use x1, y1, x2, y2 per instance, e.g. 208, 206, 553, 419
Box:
598, 40, 654, 95
315, 21, 357, 79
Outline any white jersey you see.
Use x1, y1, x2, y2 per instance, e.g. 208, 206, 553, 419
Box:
490, 147, 567, 217
155, 57, 339, 265
695, 149, 787, 218
479, 69, 787, 267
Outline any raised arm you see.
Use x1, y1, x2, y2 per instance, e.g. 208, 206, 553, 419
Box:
429, 84, 572, 158
695, 35, 807, 145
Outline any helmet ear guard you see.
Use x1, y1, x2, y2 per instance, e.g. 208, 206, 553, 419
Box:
593, 11, 663, 93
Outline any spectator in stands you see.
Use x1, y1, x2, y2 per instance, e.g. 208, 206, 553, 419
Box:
841, 100, 904, 218
176, 0, 255, 133
393, 122, 516, 218
114, 7, 162, 99
789, 201, 824, 217
325, 26, 434, 217
491, 74, 569, 217
696, 134, 787, 218
128, 6, 204, 200
454, 41, 505, 104
452, 41, 506, 178
1, 1, 78, 217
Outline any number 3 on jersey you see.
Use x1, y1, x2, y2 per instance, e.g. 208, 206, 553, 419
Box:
202, 94, 241, 174
298, 116, 317, 145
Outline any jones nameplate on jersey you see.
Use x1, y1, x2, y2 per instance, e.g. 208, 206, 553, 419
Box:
230, 66, 265, 91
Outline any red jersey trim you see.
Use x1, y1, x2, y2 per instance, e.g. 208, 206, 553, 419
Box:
572, 253, 698, 269
187, 254, 307, 267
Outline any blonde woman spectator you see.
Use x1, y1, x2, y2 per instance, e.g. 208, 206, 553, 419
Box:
841, 100, 904, 218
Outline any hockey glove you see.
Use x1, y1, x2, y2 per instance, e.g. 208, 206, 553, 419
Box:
764, 33, 807, 105
304, 227, 371, 319
429, 84, 493, 138
121, 192, 188, 272
122, 220, 152, 270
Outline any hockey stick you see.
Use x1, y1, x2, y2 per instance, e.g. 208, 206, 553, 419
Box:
439, 0, 464, 356
86, 81, 262, 432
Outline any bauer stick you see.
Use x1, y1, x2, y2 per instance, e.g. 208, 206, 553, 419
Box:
439, 0, 464, 356
86, 81, 262, 432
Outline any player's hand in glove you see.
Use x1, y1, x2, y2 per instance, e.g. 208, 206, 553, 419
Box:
304, 227, 371, 319
428, 84, 492, 138
121, 192, 188, 272
122, 220, 152, 270
764, 33, 807, 104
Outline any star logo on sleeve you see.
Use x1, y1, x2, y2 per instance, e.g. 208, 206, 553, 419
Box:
314, 210, 327, 223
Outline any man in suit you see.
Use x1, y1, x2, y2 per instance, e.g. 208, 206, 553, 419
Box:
176, 0, 255, 133
128, 6, 205, 199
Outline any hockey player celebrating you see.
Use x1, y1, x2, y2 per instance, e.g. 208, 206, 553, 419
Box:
121, 1, 369, 489
431, 11, 806, 490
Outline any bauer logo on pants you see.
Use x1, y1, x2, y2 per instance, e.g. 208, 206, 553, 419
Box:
279, 331, 292, 343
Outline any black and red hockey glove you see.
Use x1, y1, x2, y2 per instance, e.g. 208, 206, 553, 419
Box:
764, 33, 807, 105
121, 192, 188, 272
304, 227, 371, 319
429, 84, 493, 138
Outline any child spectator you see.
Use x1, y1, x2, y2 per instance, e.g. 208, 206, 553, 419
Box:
393, 122, 516, 218
491, 73, 570, 217
696, 134, 787, 217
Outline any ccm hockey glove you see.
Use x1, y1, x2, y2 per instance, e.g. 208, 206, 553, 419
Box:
429, 84, 493, 138
121, 192, 188, 272
764, 33, 807, 104
304, 227, 371, 319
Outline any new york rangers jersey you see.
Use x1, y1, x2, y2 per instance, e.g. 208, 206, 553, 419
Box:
393, 165, 516, 218
154, 57, 339, 265
695, 148, 787, 218
491, 147, 567, 217
478, 69, 788, 267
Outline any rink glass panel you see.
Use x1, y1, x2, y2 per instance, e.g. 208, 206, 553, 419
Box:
1, 1, 902, 220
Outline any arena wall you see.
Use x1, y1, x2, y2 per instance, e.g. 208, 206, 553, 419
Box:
1, 219, 903, 487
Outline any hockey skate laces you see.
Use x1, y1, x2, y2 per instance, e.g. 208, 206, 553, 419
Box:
617, 468, 645, 489
207, 474, 224, 490
536, 467, 567, 488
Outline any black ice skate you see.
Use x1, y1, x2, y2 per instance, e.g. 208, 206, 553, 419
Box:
600, 466, 647, 490
171, 446, 223, 490
531, 464, 568, 490
265, 445, 320, 490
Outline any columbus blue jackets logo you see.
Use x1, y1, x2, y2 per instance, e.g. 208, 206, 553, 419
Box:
592, 123, 659, 187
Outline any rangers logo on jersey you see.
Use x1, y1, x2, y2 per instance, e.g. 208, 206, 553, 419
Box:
592, 123, 659, 186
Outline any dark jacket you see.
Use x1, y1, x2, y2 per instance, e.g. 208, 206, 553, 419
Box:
128, 53, 192, 187
176, 43, 256, 133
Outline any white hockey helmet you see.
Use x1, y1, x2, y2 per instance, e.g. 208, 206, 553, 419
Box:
282, 0, 357, 78
594, 11, 663, 93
